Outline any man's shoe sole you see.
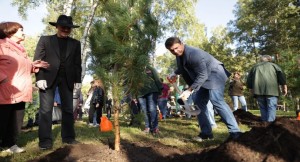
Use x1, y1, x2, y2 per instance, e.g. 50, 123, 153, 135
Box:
39, 146, 52, 150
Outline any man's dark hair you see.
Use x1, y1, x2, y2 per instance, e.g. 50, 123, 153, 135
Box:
165, 37, 182, 49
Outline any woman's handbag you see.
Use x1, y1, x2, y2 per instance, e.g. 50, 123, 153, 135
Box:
52, 106, 62, 121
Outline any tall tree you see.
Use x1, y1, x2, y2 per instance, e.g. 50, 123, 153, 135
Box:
229, 0, 300, 101
89, 0, 160, 151
229, 0, 300, 55
152, 0, 198, 39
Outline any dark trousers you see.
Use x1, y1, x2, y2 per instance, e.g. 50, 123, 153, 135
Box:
88, 104, 102, 124
0, 102, 25, 147
38, 75, 75, 147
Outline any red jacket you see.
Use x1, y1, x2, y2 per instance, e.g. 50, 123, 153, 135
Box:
0, 38, 38, 104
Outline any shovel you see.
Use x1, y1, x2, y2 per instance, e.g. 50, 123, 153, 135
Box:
167, 76, 201, 116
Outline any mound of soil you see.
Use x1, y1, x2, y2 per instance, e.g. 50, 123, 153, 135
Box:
198, 117, 300, 162
233, 109, 265, 127
29, 141, 189, 162
30, 111, 300, 162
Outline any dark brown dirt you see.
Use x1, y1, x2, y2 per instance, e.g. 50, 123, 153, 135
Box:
30, 110, 300, 162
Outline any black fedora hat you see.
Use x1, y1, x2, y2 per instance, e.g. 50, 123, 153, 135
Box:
49, 15, 79, 28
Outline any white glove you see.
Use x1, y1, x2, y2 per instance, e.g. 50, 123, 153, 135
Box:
179, 90, 192, 101
74, 83, 82, 89
36, 80, 47, 90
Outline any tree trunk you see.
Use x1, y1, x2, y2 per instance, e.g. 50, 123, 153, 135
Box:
63, 0, 74, 16
113, 97, 120, 151
80, 0, 100, 81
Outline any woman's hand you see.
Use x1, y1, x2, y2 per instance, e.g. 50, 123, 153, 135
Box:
32, 60, 50, 69
96, 103, 100, 108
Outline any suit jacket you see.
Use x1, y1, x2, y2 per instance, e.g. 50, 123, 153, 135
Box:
175, 45, 230, 90
34, 35, 82, 90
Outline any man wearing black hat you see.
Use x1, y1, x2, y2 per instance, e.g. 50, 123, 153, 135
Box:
34, 15, 82, 150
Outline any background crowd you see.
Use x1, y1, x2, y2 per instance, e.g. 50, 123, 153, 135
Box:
0, 14, 291, 154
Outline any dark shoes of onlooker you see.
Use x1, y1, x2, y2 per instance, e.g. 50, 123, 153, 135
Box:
63, 140, 80, 145
39, 145, 53, 150
143, 128, 159, 135
152, 128, 159, 135
40, 140, 79, 150
226, 132, 243, 141
193, 134, 214, 142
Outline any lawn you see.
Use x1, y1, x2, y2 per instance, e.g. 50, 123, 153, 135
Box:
0, 109, 295, 162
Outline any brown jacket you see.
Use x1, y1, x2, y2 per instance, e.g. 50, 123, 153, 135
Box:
229, 79, 244, 96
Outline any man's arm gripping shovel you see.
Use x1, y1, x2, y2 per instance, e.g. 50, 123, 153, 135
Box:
166, 76, 201, 116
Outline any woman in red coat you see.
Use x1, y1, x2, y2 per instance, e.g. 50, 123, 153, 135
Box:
0, 22, 49, 153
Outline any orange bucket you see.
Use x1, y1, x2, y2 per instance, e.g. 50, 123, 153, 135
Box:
100, 116, 113, 132
297, 112, 300, 121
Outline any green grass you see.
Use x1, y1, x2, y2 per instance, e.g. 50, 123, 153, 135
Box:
249, 109, 296, 117
0, 109, 295, 162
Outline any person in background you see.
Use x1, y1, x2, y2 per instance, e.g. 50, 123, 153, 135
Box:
206, 100, 217, 128
33, 15, 82, 150
168, 96, 176, 117
228, 72, 248, 111
76, 92, 84, 120
106, 98, 112, 119
157, 78, 170, 119
182, 85, 193, 119
130, 98, 141, 126
88, 79, 105, 127
166, 86, 176, 117
52, 86, 62, 124
73, 89, 83, 120
0, 22, 49, 153
83, 80, 95, 116
246, 55, 287, 122
165, 37, 241, 142
138, 66, 163, 134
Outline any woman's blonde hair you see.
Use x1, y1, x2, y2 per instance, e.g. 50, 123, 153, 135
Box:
94, 79, 105, 92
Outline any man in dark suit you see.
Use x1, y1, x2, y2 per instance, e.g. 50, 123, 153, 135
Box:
165, 37, 241, 142
34, 15, 82, 149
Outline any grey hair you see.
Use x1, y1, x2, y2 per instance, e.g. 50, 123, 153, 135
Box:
260, 55, 272, 62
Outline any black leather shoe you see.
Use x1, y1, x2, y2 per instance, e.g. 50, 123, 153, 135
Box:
39, 146, 52, 150
227, 132, 242, 141
63, 140, 80, 145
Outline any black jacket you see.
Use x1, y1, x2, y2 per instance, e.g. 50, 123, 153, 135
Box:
34, 35, 82, 90
91, 87, 104, 106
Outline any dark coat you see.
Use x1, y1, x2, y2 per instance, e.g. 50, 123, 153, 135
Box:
34, 35, 82, 90
246, 61, 286, 96
91, 87, 104, 106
